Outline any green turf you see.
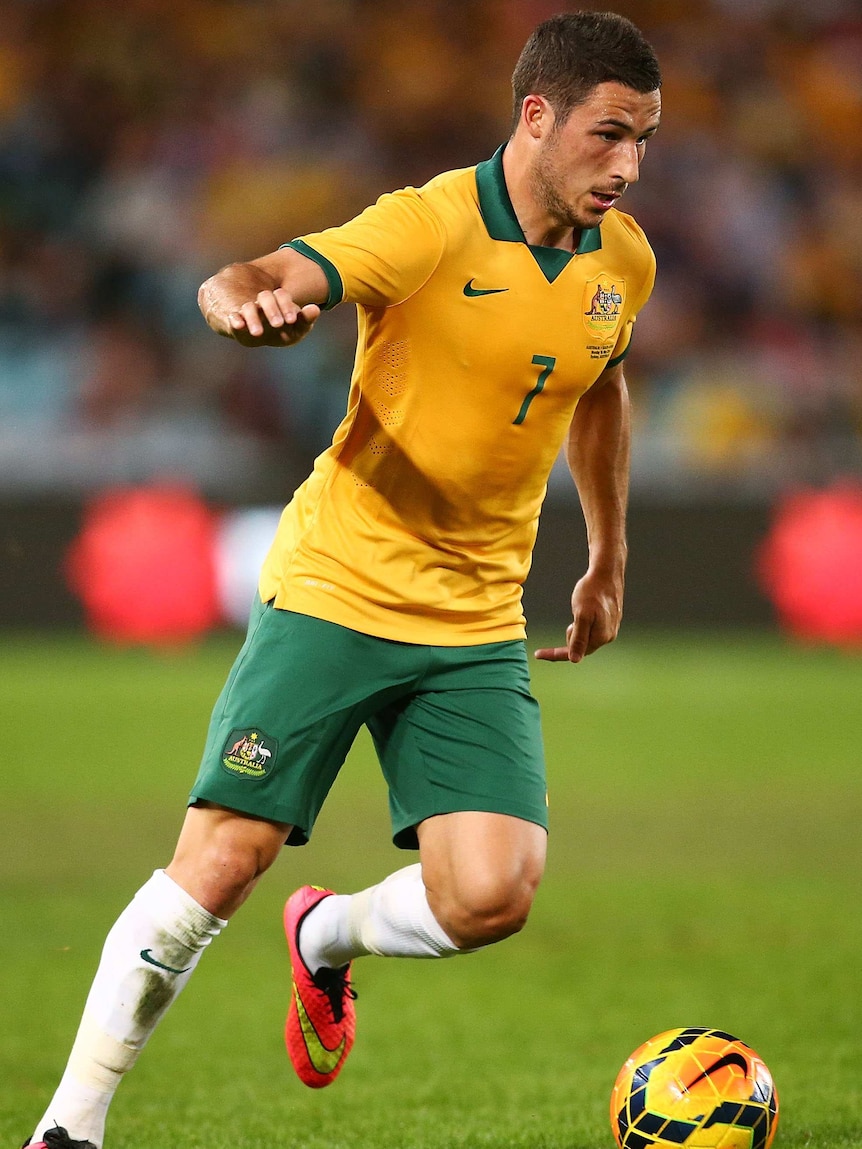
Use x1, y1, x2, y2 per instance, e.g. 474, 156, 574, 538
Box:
2, 630, 861, 1148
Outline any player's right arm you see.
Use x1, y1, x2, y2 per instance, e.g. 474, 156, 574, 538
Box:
198, 247, 329, 348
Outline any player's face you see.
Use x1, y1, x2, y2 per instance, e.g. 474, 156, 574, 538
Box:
530, 82, 661, 232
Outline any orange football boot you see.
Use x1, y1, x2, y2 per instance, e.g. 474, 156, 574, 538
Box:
283, 885, 357, 1088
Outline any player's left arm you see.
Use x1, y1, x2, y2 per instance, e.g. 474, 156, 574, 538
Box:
534, 360, 630, 664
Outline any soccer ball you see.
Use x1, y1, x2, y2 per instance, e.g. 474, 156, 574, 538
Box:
610, 1027, 779, 1149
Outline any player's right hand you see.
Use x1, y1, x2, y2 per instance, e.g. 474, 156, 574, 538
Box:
226, 291, 321, 347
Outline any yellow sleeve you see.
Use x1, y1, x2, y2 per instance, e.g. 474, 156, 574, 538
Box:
608, 231, 657, 367
285, 187, 445, 310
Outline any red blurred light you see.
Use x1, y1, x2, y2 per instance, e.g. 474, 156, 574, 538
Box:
757, 483, 862, 646
66, 484, 220, 644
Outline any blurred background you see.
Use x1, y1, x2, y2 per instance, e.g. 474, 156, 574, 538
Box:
1, 0, 861, 637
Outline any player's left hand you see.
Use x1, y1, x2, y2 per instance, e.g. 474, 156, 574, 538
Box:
534, 569, 623, 663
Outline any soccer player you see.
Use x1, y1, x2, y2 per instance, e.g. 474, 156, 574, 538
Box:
26, 12, 661, 1148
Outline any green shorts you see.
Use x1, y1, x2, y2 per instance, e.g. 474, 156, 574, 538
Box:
190, 597, 548, 848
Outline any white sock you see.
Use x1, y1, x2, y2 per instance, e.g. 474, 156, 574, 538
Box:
31, 869, 226, 1148
299, 863, 460, 969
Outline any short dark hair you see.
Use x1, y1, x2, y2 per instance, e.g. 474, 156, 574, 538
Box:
511, 11, 661, 131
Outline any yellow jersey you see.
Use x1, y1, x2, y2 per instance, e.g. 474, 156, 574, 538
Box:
258, 145, 655, 644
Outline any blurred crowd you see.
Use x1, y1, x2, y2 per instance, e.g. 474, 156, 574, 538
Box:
1, 0, 860, 499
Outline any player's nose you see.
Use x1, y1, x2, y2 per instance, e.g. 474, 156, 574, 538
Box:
614, 140, 641, 185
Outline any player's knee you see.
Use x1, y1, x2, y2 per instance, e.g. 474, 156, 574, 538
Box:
173, 838, 268, 912
205, 835, 277, 891
434, 869, 542, 949
168, 810, 286, 917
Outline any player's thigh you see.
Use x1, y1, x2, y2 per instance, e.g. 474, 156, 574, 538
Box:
369, 640, 548, 850
190, 599, 402, 845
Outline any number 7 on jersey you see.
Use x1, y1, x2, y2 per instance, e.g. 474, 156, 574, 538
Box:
513, 355, 557, 425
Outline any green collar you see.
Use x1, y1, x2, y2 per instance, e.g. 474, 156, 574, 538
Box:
474, 144, 602, 283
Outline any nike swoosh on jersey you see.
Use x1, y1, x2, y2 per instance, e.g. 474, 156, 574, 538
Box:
294, 983, 347, 1076
463, 279, 509, 297
139, 948, 191, 975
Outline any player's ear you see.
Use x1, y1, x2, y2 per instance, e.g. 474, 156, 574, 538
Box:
521, 94, 553, 140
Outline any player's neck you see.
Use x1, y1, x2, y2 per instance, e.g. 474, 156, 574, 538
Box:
502, 139, 578, 252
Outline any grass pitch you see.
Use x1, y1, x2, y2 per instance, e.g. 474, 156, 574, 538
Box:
1, 629, 861, 1148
